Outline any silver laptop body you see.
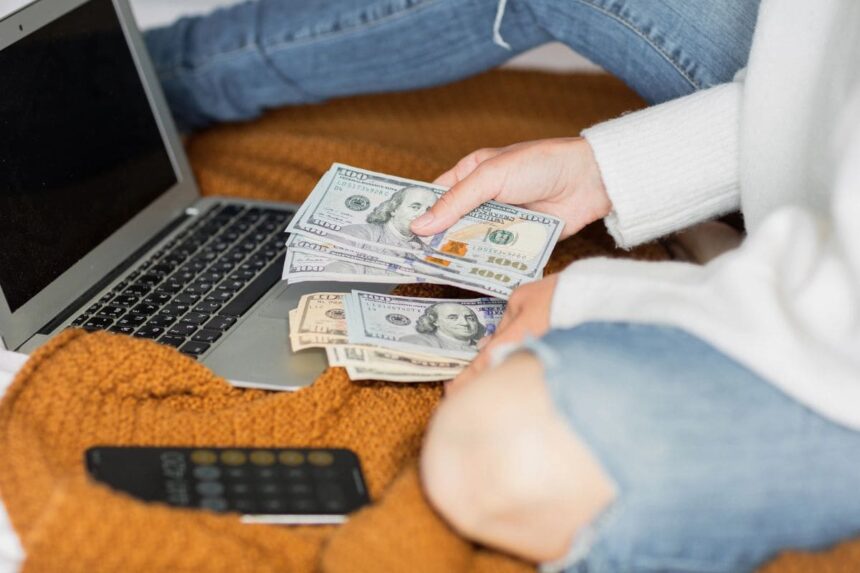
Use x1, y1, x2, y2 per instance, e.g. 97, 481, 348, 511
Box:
0, 0, 390, 390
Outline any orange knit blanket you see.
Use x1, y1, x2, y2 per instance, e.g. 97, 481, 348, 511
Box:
0, 71, 855, 572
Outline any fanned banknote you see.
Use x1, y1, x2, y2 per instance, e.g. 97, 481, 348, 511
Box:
283, 234, 524, 298
343, 290, 506, 360
284, 164, 562, 295
289, 293, 471, 381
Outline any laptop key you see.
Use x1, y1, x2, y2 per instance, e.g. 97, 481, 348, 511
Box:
149, 314, 178, 328
169, 323, 199, 337
180, 341, 210, 356
135, 324, 166, 339
194, 301, 222, 314
110, 325, 136, 335
155, 281, 183, 295
124, 284, 151, 296
138, 274, 162, 287
186, 281, 214, 295
204, 316, 236, 332
71, 315, 90, 327
220, 257, 282, 318
175, 292, 202, 306
97, 305, 126, 319
192, 329, 222, 344
84, 316, 113, 330
159, 335, 186, 348
183, 312, 211, 325
144, 292, 173, 306
161, 303, 190, 317
131, 303, 159, 316
117, 314, 147, 328
111, 294, 138, 307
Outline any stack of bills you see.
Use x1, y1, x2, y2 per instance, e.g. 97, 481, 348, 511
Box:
282, 164, 563, 299
289, 291, 506, 382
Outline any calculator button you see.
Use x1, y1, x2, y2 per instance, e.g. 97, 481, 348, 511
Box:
313, 468, 340, 480
191, 450, 217, 465
261, 498, 286, 512
193, 466, 221, 480
278, 451, 305, 466
234, 499, 256, 512
283, 468, 308, 480
249, 450, 275, 466
308, 451, 334, 466
259, 483, 282, 495
221, 450, 246, 465
290, 498, 316, 512
231, 483, 251, 495
196, 481, 225, 496
225, 467, 248, 479
255, 468, 277, 480
318, 483, 346, 512
286, 482, 312, 496
200, 497, 228, 512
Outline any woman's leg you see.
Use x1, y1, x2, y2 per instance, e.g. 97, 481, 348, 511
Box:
144, 0, 760, 130
144, 0, 551, 130
524, 0, 761, 103
422, 323, 860, 571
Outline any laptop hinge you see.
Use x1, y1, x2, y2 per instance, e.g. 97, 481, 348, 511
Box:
37, 211, 192, 335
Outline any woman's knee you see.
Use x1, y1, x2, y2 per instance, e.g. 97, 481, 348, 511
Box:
420, 352, 616, 562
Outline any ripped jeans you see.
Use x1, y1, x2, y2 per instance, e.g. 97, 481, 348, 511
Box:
143, 0, 760, 131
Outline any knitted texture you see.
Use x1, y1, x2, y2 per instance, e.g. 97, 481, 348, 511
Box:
0, 70, 851, 572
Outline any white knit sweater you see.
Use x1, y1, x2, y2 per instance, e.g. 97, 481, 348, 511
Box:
559, 0, 860, 429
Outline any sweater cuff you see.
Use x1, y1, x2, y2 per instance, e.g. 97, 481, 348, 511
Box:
549, 257, 705, 330
583, 83, 743, 249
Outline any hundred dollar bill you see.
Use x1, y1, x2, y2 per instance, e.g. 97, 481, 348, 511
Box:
344, 365, 457, 383
326, 344, 467, 372
283, 248, 418, 285
289, 293, 348, 350
343, 290, 506, 360
286, 163, 563, 281
285, 234, 522, 298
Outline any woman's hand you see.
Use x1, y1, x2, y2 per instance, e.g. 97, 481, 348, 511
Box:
447, 274, 559, 393
411, 138, 610, 239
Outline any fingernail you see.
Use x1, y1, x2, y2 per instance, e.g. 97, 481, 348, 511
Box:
411, 212, 435, 231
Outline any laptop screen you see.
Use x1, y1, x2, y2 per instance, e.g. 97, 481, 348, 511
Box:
0, 0, 177, 312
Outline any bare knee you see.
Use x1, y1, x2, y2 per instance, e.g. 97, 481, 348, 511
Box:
420, 352, 616, 562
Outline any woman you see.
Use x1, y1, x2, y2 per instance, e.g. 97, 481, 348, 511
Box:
147, 1, 860, 570
415, 1, 860, 572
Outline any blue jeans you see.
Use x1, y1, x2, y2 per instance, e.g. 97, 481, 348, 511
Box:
143, 0, 760, 130
524, 323, 860, 573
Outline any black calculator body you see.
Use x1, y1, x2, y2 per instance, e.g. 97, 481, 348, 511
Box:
85, 446, 370, 524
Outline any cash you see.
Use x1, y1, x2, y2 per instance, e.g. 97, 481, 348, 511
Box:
343, 290, 506, 360
288, 292, 480, 382
282, 164, 563, 299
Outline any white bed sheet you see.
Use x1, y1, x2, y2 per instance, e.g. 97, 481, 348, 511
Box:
0, 351, 29, 573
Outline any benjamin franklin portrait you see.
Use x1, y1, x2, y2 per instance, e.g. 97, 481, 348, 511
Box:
338, 186, 437, 257
400, 302, 486, 353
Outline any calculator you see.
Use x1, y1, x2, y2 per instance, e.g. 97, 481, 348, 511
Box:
85, 446, 371, 524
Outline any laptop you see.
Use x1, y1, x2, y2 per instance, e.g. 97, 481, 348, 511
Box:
0, 0, 390, 390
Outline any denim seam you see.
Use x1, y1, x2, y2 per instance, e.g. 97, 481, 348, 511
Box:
569, 0, 702, 91
157, 0, 441, 82
263, 0, 442, 57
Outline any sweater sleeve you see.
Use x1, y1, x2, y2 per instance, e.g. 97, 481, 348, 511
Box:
582, 81, 743, 249
547, 124, 860, 428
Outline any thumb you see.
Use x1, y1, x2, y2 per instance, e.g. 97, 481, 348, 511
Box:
411, 162, 504, 236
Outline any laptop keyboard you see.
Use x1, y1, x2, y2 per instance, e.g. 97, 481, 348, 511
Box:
69, 203, 292, 359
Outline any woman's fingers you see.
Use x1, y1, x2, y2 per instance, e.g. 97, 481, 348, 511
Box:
434, 147, 502, 187
414, 152, 523, 235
